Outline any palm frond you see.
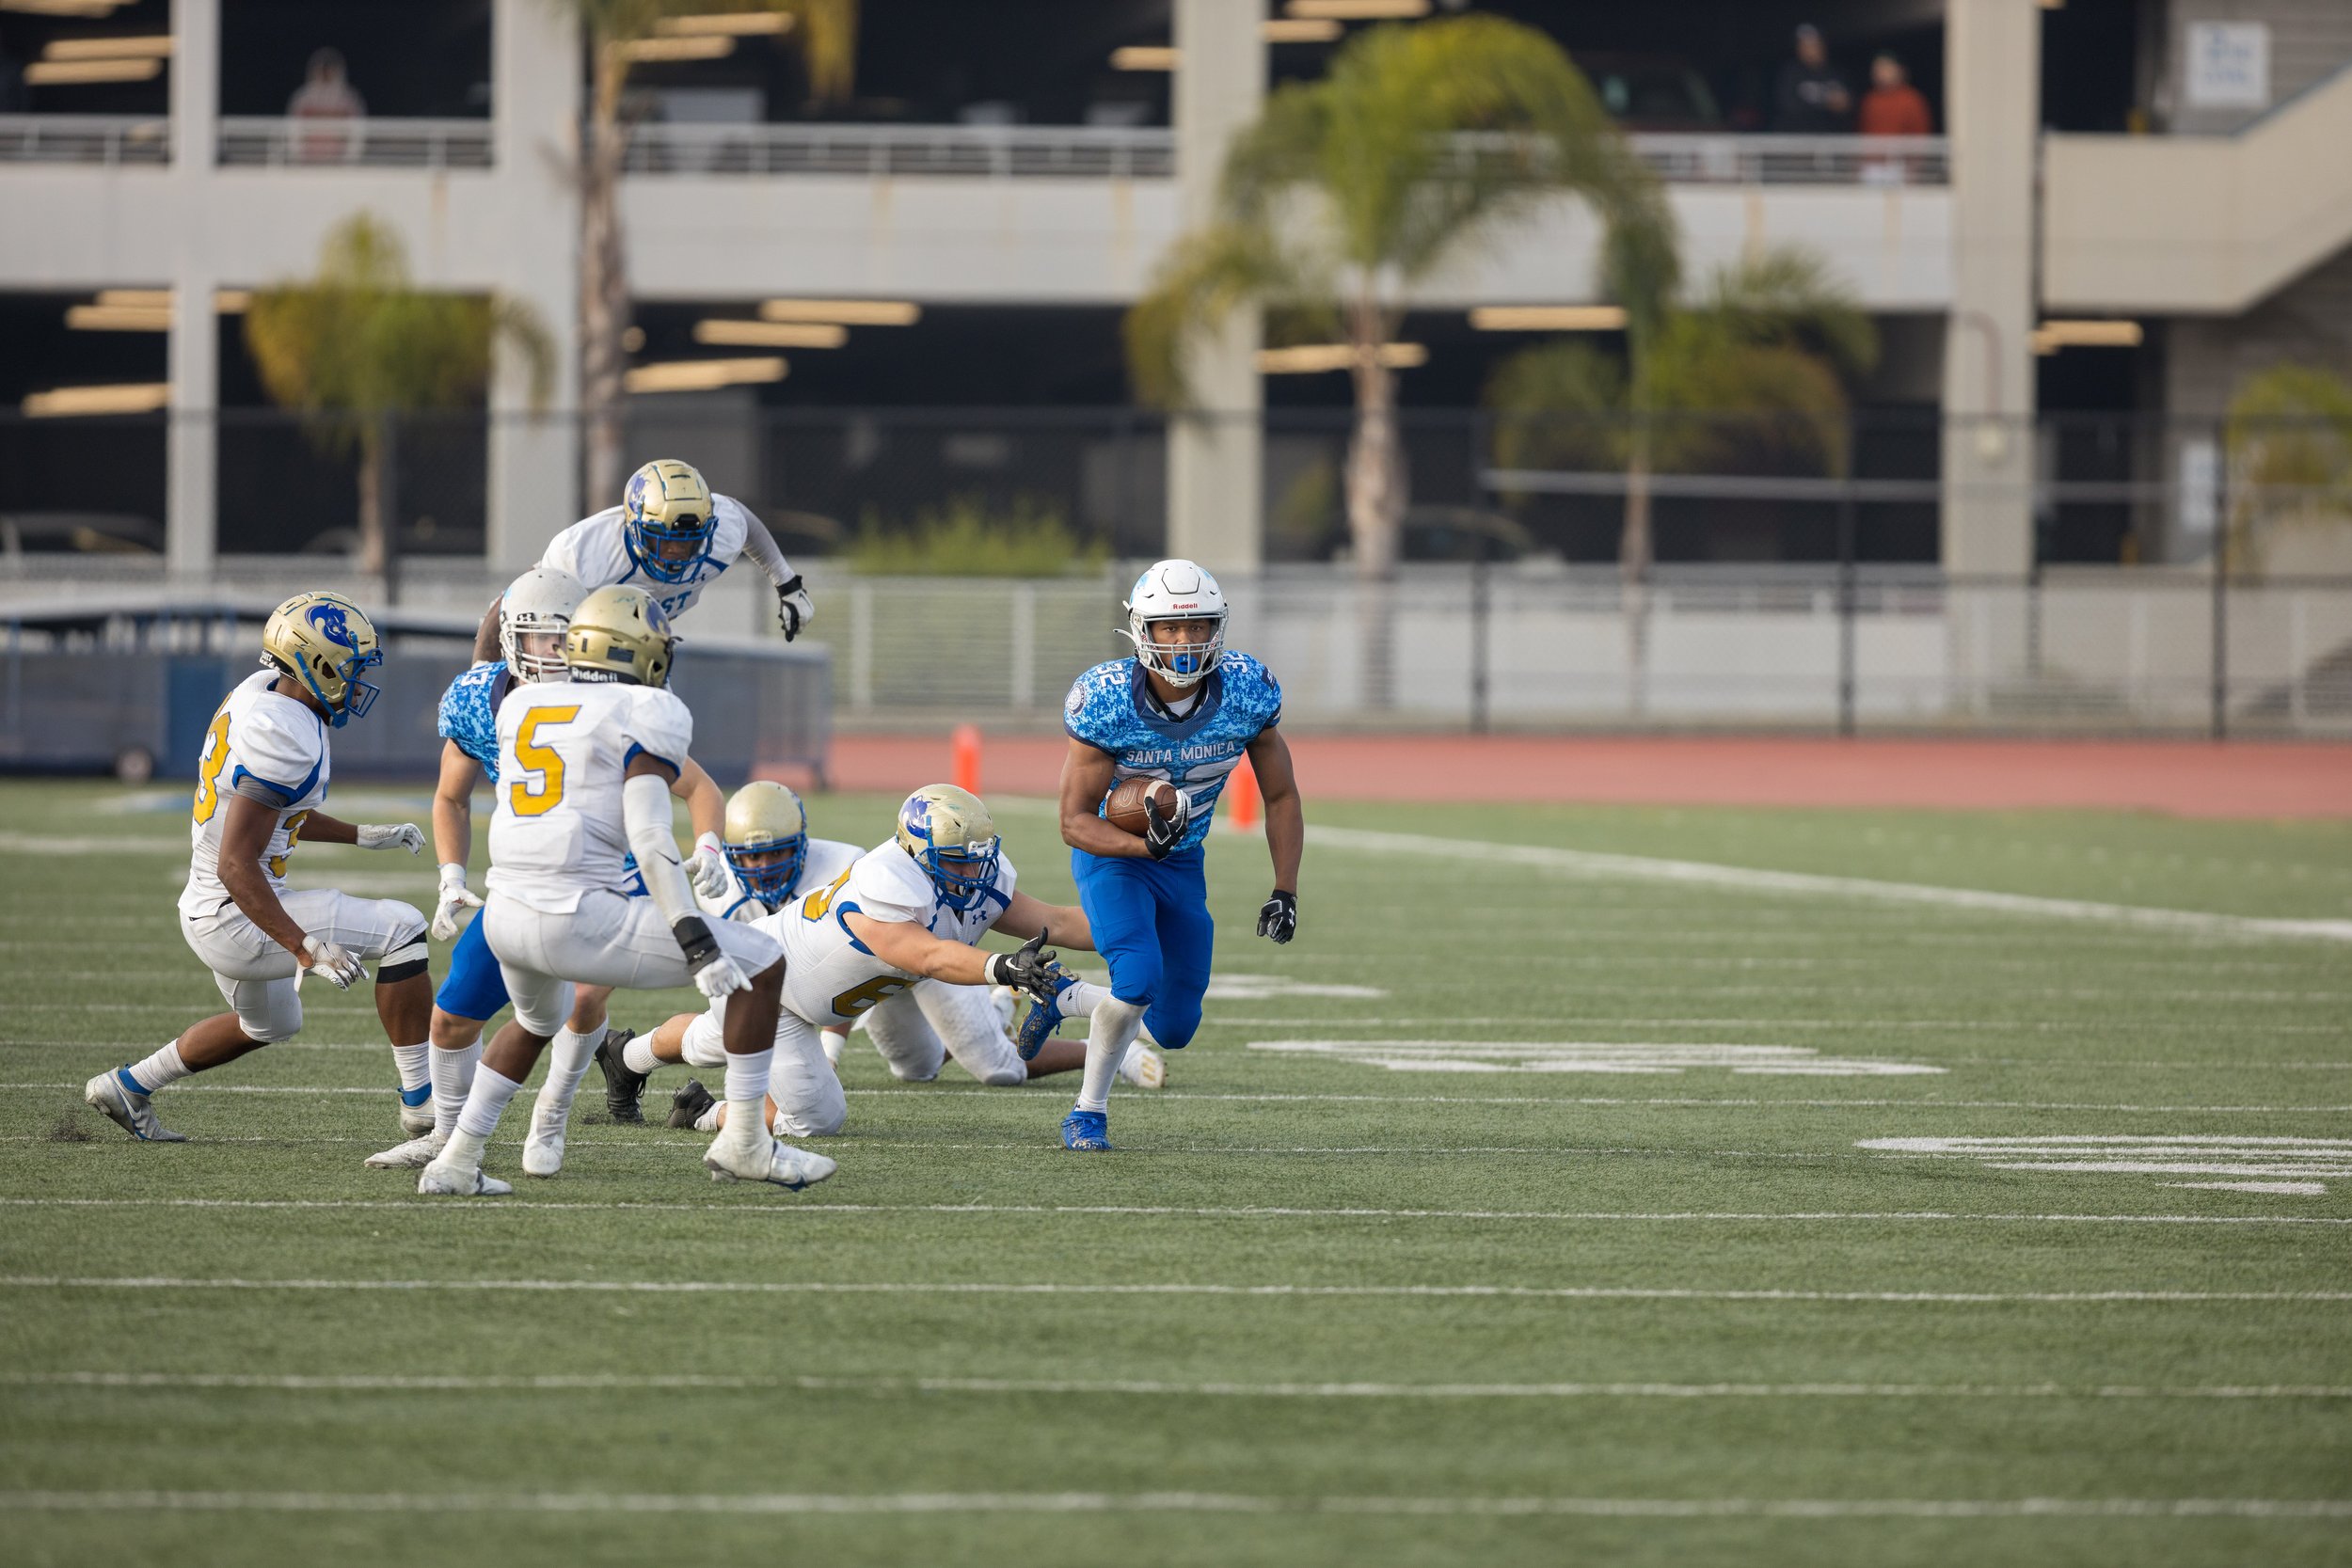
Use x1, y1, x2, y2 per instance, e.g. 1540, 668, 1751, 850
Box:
1482, 340, 1629, 480
1124, 225, 1328, 408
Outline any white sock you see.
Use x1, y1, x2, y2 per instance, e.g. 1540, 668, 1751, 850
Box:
1075, 996, 1145, 1115
119, 1042, 190, 1097
536, 1027, 600, 1120
391, 1042, 431, 1095
820, 1027, 849, 1067
723, 1049, 773, 1148
1058, 979, 1116, 1017
622, 1035, 664, 1077
694, 1102, 724, 1133
430, 1041, 480, 1138
442, 1065, 523, 1170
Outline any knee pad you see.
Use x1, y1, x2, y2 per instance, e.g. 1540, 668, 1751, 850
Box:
979, 1063, 1027, 1087
886, 1061, 939, 1084
241, 993, 305, 1044
1143, 1005, 1199, 1052
376, 940, 430, 985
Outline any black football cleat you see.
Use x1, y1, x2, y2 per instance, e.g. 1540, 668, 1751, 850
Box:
596, 1029, 648, 1124
667, 1077, 716, 1131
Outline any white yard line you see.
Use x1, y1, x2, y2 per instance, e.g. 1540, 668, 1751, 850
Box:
0, 1489, 2343, 1520
6, 1196, 2346, 1226
1307, 825, 2352, 944
2, 1276, 2344, 1305
8, 1370, 2345, 1401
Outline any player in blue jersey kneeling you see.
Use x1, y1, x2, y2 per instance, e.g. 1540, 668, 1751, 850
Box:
1022, 560, 1303, 1150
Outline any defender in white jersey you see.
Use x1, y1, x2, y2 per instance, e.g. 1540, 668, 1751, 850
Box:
469, 458, 815, 659
86, 593, 437, 1143
418, 586, 830, 1196
621, 786, 1087, 1137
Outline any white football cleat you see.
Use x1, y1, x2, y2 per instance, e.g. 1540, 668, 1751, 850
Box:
704, 1134, 836, 1191
989, 985, 1018, 1034
520, 1103, 568, 1178
365, 1131, 446, 1169
417, 1158, 513, 1196
84, 1072, 188, 1142
1118, 1043, 1166, 1090
398, 1100, 435, 1138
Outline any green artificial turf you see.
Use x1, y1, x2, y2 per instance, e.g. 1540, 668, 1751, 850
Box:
0, 780, 2346, 1567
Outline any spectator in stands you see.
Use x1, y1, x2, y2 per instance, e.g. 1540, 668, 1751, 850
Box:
1773, 24, 1851, 133
1857, 52, 1932, 184
289, 48, 365, 162
1859, 54, 1931, 136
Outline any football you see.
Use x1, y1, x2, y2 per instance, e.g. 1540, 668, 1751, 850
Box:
1103, 776, 1181, 835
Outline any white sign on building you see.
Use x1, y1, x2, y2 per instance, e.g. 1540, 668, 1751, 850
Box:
2184, 21, 2270, 110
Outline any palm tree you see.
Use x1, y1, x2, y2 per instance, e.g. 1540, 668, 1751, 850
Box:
1486, 247, 1878, 577
564, 0, 859, 507
1484, 247, 1875, 710
2222, 363, 2352, 576
245, 214, 554, 576
1126, 15, 1677, 583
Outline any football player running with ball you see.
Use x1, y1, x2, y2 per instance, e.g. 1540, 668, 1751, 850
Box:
418, 585, 830, 1196
469, 457, 814, 659
87, 593, 436, 1142
1022, 560, 1304, 1151
367, 567, 735, 1174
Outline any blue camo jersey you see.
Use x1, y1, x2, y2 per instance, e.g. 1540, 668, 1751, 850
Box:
1062, 652, 1281, 853
437, 660, 515, 781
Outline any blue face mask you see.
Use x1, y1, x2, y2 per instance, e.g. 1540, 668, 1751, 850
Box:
725, 834, 808, 908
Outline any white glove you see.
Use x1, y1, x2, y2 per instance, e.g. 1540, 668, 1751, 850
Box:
692, 952, 753, 1002
299, 934, 366, 990
775, 574, 814, 641
358, 823, 425, 855
686, 832, 731, 899
431, 862, 483, 942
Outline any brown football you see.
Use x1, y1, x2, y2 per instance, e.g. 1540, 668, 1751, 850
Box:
1103, 776, 1181, 835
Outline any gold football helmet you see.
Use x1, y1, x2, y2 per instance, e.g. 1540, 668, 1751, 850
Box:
723, 781, 810, 907
262, 590, 382, 728
562, 584, 677, 689
623, 458, 717, 584
894, 783, 1002, 913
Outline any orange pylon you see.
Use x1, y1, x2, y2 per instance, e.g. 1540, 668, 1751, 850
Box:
1225, 753, 1262, 833
950, 723, 982, 796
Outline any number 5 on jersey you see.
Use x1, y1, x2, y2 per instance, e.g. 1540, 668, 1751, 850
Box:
509, 705, 580, 816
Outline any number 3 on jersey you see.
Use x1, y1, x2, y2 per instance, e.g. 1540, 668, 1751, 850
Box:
509, 705, 580, 817
191, 705, 232, 824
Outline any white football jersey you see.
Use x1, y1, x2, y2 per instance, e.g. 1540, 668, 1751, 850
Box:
537, 494, 755, 623
486, 679, 694, 914
765, 839, 1019, 1026
180, 669, 333, 921
699, 834, 862, 924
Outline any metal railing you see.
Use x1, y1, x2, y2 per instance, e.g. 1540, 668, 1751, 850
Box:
0, 115, 169, 166
215, 117, 494, 170
616, 123, 1948, 187
619, 121, 1175, 179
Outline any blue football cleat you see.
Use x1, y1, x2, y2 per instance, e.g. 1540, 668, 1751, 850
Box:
1016, 970, 1080, 1061
1060, 1109, 1111, 1151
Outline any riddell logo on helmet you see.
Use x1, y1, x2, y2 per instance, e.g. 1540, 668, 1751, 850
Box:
1169, 601, 1199, 610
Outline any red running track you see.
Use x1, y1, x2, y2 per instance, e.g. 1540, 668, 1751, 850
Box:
812, 734, 2352, 820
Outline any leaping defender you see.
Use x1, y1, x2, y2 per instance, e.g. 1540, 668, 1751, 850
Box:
471, 457, 815, 660
87, 593, 436, 1141
1023, 560, 1304, 1150
418, 585, 828, 1196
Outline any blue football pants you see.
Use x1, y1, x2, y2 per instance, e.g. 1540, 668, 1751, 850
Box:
1070, 846, 1213, 1050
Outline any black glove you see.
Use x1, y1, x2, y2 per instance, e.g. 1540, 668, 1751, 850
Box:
775, 573, 814, 641
984, 929, 1066, 1001
1257, 889, 1297, 944
1142, 791, 1190, 862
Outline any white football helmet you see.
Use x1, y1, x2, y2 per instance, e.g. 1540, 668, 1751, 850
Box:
499, 567, 588, 682
1122, 558, 1228, 689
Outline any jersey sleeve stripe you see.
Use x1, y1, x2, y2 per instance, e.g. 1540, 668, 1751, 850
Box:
834, 900, 875, 956
620, 741, 680, 779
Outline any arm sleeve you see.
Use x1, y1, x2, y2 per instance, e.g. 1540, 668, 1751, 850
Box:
624, 772, 700, 927
730, 498, 797, 589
